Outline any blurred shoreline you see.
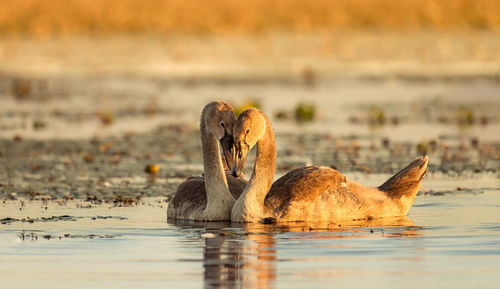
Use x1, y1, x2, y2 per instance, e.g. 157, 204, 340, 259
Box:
1, 32, 499, 82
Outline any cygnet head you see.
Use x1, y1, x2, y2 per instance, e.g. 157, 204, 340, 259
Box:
203, 101, 237, 169
231, 108, 267, 177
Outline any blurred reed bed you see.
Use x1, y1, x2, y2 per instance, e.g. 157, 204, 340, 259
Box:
0, 0, 499, 37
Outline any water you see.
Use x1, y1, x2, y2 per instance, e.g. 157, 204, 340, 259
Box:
1, 180, 499, 289
1, 77, 499, 288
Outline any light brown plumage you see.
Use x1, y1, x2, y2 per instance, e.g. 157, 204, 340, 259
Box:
231, 108, 428, 223
167, 101, 248, 221
169, 173, 247, 219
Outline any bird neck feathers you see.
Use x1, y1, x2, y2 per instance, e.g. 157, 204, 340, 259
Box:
200, 117, 234, 217
232, 113, 276, 222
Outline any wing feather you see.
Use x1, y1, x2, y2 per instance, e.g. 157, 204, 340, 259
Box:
168, 172, 247, 218
265, 166, 346, 216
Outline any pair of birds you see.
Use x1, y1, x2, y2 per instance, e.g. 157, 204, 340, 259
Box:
167, 101, 428, 223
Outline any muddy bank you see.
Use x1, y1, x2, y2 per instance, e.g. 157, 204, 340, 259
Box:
1, 124, 499, 200
1, 73, 499, 201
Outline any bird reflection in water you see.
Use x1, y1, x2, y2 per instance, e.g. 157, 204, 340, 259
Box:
168, 216, 421, 288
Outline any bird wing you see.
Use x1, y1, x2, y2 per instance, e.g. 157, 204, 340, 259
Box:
265, 166, 347, 216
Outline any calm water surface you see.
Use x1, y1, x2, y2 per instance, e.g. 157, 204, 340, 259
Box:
1, 181, 499, 289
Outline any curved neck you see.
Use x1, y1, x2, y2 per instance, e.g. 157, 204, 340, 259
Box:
200, 117, 232, 207
233, 113, 276, 222
248, 115, 276, 204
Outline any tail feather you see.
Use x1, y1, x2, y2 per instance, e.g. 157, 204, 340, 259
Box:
378, 156, 429, 199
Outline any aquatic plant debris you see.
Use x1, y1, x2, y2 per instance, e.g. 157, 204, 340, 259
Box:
1, 215, 128, 224
1, 126, 499, 201
17, 231, 120, 241
417, 188, 484, 196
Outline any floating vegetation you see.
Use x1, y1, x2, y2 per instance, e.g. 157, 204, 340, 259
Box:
145, 164, 160, 175
1, 130, 499, 204
233, 99, 262, 117
417, 188, 484, 196
99, 141, 114, 153
32, 120, 47, 130
274, 102, 316, 123
91, 216, 128, 220
82, 153, 95, 163
274, 110, 291, 121
112, 195, 136, 206
1, 215, 78, 224
1, 215, 128, 225
349, 106, 397, 128
18, 231, 120, 241
349, 100, 499, 128
97, 111, 114, 126
457, 106, 475, 126
367, 106, 386, 126
416, 142, 428, 155
1, 94, 500, 203
0, 217, 18, 224
294, 102, 316, 123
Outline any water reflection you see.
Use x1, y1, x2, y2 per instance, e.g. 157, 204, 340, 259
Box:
168, 217, 421, 288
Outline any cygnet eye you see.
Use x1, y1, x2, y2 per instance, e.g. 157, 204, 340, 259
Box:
220, 121, 225, 128
246, 129, 250, 134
